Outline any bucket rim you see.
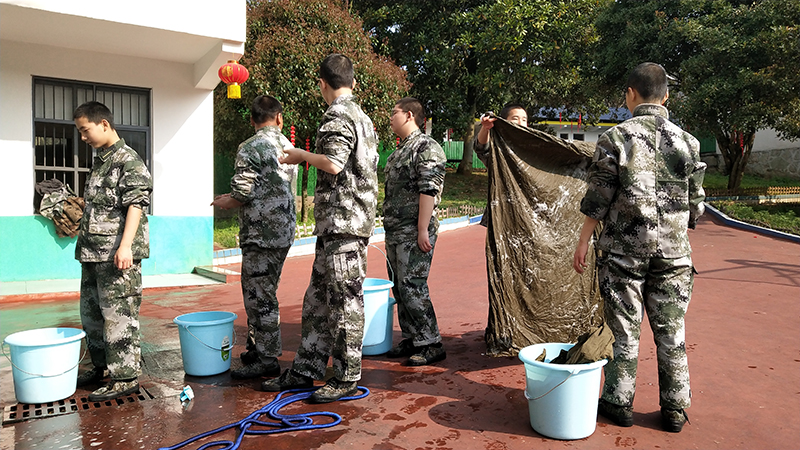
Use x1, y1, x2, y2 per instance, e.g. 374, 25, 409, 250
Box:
518, 342, 608, 373
173, 311, 238, 327
363, 277, 394, 291
3, 327, 85, 348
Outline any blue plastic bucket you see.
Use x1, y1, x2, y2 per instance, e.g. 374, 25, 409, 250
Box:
173, 311, 237, 376
518, 342, 608, 440
362, 278, 395, 355
3, 327, 86, 404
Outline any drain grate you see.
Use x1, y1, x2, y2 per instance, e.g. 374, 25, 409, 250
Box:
2, 388, 155, 424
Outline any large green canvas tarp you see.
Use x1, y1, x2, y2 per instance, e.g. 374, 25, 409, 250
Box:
481, 118, 604, 356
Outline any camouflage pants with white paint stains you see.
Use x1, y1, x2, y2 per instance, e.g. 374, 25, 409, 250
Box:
598, 253, 693, 410
291, 235, 368, 382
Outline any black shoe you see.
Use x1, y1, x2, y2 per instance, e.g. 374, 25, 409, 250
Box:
386, 339, 416, 358
598, 398, 633, 427
77, 367, 108, 387
310, 378, 359, 403
87, 379, 139, 402
231, 360, 281, 379
661, 408, 690, 432
260, 369, 313, 392
407, 343, 446, 366
240, 350, 259, 366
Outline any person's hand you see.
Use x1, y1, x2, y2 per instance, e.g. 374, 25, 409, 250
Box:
572, 241, 590, 274
417, 230, 432, 253
480, 115, 497, 130
278, 148, 306, 165
210, 194, 239, 210
115, 245, 133, 270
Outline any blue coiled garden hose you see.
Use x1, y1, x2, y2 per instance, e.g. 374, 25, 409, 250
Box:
158, 386, 369, 450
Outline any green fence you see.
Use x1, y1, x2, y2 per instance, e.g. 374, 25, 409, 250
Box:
441, 141, 486, 169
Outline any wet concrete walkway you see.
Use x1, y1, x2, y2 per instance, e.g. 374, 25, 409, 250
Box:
1, 216, 799, 450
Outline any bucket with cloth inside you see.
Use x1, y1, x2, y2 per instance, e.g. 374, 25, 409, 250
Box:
362, 277, 395, 355
3, 327, 86, 404
518, 342, 608, 440
173, 311, 237, 376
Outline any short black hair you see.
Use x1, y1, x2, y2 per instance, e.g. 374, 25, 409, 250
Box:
251, 95, 283, 124
627, 62, 668, 102
500, 102, 526, 120
395, 97, 426, 128
73, 101, 116, 130
319, 53, 355, 90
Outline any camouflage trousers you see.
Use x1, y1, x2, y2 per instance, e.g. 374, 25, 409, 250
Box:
598, 253, 694, 410
80, 261, 142, 380
385, 233, 442, 346
241, 244, 290, 363
292, 235, 368, 381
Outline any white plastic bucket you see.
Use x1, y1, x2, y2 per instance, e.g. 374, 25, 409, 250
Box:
518, 342, 608, 440
173, 311, 237, 376
3, 327, 86, 404
362, 278, 395, 355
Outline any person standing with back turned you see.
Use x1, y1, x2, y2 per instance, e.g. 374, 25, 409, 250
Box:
572, 62, 706, 433
383, 97, 447, 366
262, 53, 379, 403
211, 95, 297, 380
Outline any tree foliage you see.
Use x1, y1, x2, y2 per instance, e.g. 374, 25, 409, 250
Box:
593, 0, 800, 189
354, 0, 610, 174
214, 0, 409, 218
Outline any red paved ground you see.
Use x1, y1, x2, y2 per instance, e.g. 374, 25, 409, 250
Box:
1, 215, 798, 450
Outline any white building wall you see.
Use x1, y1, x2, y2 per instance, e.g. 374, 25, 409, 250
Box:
0, 40, 213, 217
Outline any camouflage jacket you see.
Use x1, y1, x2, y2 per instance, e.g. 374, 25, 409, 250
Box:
383, 129, 446, 244
580, 104, 706, 258
313, 94, 379, 238
230, 126, 297, 249
75, 139, 152, 262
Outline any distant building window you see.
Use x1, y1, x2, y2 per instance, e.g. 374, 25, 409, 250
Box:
573, 134, 585, 141
33, 77, 151, 213
560, 133, 569, 140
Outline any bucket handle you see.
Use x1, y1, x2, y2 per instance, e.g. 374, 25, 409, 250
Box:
526, 369, 578, 401
1, 340, 87, 378
181, 325, 237, 352
368, 243, 394, 284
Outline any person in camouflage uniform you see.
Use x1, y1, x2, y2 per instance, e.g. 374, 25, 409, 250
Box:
262, 54, 379, 403
211, 95, 297, 380
573, 63, 706, 433
383, 97, 447, 366
72, 101, 153, 402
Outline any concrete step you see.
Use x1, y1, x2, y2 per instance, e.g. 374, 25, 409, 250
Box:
193, 265, 240, 283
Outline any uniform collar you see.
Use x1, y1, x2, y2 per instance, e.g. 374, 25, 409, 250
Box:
256, 125, 281, 134
632, 103, 669, 120
98, 138, 126, 161
399, 128, 422, 146
331, 94, 354, 106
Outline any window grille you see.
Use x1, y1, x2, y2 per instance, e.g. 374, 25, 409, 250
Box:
33, 77, 151, 213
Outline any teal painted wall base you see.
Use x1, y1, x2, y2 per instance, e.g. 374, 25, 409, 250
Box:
0, 216, 212, 282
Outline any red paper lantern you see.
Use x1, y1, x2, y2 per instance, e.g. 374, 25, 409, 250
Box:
218, 60, 249, 99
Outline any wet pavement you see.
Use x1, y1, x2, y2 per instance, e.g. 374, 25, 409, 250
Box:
1, 216, 799, 450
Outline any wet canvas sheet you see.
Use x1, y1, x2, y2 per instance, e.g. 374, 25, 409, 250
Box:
482, 118, 604, 356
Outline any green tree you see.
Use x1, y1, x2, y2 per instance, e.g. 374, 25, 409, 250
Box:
354, 0, 609, 174
215, 0, 409, 220
593, 0, 800, 189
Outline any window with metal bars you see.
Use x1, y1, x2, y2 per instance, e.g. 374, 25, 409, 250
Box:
33, 77, 151, 213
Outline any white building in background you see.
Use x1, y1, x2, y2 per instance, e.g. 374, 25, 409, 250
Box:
0, 0, 246, 283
